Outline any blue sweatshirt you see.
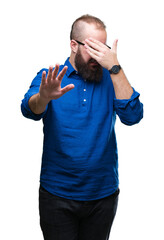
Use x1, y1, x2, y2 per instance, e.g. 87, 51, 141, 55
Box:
21, 58, 143, 201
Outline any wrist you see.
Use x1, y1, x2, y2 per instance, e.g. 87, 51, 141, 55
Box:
109, 64, 121, 75
38, 93, 50, 106
107, 61, 120, 71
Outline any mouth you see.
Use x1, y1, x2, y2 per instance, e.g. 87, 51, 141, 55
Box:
89, 60, 99, 66
89, 63, 98, 68
90, 62, 98, 65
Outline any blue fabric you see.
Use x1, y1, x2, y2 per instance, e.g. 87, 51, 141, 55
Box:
21, 58, 143, 201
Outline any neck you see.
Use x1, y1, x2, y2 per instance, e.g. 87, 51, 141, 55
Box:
69, 53, 77, 71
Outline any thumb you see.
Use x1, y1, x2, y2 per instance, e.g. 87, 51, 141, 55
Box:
61, 84, 75, 95
112, 39, 118, 53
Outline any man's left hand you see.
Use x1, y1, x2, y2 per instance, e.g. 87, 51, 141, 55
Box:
84, 38, 119, 70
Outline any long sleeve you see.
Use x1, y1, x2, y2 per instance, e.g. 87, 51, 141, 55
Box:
21, 69, 48, 121
114, 88, 143, 126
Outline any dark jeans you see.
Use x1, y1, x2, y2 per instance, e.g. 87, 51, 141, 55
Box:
39, 185, 119, 240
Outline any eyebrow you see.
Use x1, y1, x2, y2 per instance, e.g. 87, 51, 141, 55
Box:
75, 40, 111, 49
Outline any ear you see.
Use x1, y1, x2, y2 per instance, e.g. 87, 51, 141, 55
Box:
70, 40, 78, 53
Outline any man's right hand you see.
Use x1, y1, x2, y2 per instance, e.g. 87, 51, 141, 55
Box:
39, 64, 74, 102
29, 64, 74, 115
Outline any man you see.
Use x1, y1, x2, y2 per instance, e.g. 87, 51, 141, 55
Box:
21, 15, 143, 240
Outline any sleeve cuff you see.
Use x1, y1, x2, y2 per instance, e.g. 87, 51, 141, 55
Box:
114, 88, 140, 109
21, 92, 48, 121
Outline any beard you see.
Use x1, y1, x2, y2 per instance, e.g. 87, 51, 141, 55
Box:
74, 48, 103, 83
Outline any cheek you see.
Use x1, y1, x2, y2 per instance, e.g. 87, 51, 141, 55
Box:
82, 50, 91, 63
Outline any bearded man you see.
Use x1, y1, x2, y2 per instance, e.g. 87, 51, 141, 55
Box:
21, 14, 143, 240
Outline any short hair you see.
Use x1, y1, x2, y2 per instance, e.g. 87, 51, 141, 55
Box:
70, 14, 106, 40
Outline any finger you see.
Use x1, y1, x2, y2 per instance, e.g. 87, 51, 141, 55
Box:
57, 66, 68, 81
85, 43, 101, 58
85, 38, 106, 49
52, 64, 60, 80
85, 38, 103, 52
47, 66, 53, 83
41, 71, 46, 85
85, 46, 101, 61
112, 39, 118, 53
61, 84, 75, 95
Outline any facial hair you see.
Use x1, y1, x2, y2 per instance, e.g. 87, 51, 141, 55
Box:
74, 47, 103, 83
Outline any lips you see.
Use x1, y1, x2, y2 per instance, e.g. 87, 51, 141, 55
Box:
90, 62, 98, 66
89, 60, 99, 66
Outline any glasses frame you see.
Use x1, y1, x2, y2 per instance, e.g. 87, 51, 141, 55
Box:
74, 40, 111, 49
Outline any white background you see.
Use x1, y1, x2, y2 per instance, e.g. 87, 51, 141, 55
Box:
0, 0, 164, 239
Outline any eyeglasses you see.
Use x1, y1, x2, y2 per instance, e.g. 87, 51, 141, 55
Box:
74, 40, 111, 49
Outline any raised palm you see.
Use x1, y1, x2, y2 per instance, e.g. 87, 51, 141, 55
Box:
39, 64, 74, 101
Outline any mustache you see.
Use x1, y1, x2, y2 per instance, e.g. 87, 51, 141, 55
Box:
88, 59, 100, 65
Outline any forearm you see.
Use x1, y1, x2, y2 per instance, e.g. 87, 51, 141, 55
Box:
28, 93, 50, 114
84, 38, 134, 99
110, 68, 133, 99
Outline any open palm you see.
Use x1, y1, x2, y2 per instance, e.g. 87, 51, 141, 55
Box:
39, 64, 74, 101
